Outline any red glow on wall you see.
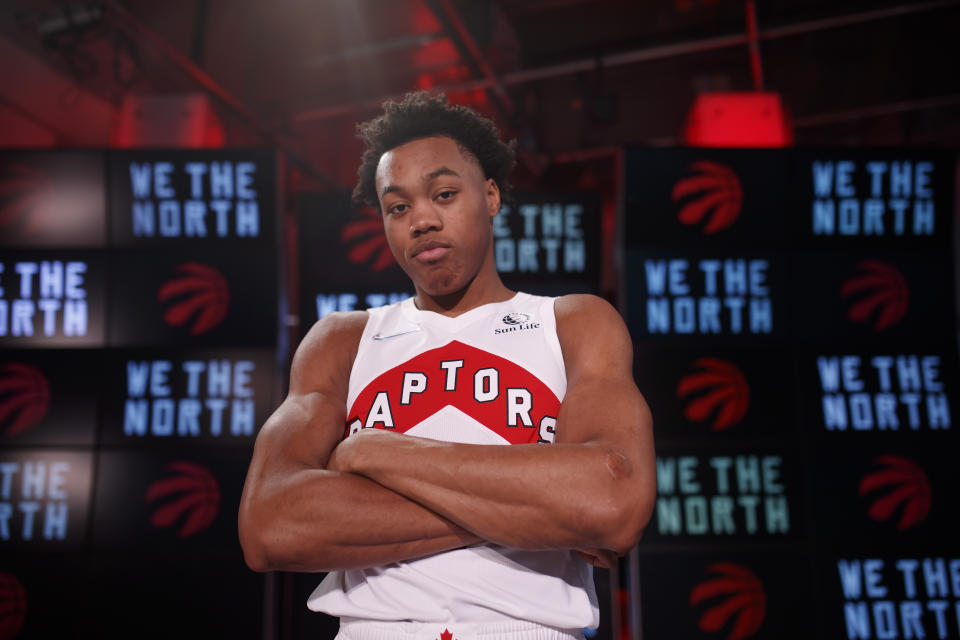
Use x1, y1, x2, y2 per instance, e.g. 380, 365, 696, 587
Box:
683, 93, 793, 148
110, 94, 225, 148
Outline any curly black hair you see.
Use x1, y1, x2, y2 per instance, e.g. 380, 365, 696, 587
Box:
352, 91, 516, 208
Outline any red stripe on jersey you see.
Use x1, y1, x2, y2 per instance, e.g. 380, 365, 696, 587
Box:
346, 340, 560, 444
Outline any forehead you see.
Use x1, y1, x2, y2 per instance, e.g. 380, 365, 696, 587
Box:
375, 136, 482, 190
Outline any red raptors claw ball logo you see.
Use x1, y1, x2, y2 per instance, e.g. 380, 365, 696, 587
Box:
157, 262, 230, 335
0, 362, 50, 437
840, 260, 909, 332
690, 563, 766, 640
676, 358, 749, 431
859, 455, 931, 531
0, 572, 26, 640
672, 161, 743, 234
145, 461, 220, 539
342, 206, 395, 272
0, 163, 47, 237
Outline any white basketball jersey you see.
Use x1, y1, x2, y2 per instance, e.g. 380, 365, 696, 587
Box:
308, 292, 600, 629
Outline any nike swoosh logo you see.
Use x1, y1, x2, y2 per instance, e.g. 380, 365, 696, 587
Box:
372, 328, 421, 341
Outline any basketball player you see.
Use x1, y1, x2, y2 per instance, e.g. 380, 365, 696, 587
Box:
238, 92, 655, 640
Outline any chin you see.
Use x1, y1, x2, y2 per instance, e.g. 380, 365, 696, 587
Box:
417, 269, 465, 298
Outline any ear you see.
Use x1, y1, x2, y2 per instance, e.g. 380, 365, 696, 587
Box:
485, 178, 501, 219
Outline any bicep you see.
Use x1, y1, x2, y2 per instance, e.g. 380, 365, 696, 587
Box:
554, 295, 653, 455
250, 390, 345, 474
248, 311, 366, 474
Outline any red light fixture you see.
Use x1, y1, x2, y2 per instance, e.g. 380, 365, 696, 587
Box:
682, 92, 793, 148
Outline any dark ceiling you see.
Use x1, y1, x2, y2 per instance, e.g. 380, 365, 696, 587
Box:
1, 0, 958, 188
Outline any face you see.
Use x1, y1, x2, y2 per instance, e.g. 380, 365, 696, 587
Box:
375, 135, 501, 297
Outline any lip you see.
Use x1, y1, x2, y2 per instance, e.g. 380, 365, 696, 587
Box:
411, 240, 451, 262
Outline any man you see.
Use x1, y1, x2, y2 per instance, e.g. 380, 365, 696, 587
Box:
238, 92, 655, 640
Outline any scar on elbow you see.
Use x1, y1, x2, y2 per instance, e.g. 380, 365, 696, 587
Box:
604, 449, 633, 481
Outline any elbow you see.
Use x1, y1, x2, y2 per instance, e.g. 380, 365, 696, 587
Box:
238, 498, 286, 573
589, 450, 656, 554
238, 501, 339, 573
238, 508, 271, 573
240, 534, 271, 573
242, 546, 271, 574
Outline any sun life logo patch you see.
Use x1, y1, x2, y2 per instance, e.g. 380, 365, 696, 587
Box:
502, 312, 529, 325
494, 312, 540, 336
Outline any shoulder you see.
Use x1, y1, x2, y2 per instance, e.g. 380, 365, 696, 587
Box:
298, 310, 369, 354
289, 310, 369, 396
554, 293, 624, 330
553, 294, 633, 379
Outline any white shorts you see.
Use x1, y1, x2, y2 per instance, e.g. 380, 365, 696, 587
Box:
334, 618, 587, 640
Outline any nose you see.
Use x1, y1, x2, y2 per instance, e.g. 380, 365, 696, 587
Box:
409, 202, 443, 236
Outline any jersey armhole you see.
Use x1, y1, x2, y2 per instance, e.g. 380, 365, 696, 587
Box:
346, 308, 379, 411
544, 296, 568, 397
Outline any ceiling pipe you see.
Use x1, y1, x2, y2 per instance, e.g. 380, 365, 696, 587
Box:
791, 93, 960, 128
293, 0, 959, 123
424, 0, 515, 111
304, 32, 444, 67
744, 0, 764, 91
102, 0, 336, 187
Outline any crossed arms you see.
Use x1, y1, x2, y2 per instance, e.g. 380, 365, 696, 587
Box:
237, 294, 655, 573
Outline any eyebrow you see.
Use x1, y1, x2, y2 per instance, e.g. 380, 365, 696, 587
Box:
380, 166, 462, 198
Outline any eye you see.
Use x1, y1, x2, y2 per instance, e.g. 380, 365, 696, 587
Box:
387, 203, 408, 215
437, 190, 456, 201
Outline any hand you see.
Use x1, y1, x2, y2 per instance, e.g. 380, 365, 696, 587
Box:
575, 548, 619, 569
325, 433, 357, 472
325, 428, 405, 472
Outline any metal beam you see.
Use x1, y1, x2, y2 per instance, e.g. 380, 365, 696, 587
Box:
422, 0, 545, 174
423, 0, 515, 112
293, 0, 960, 123
745, 0, 764, 91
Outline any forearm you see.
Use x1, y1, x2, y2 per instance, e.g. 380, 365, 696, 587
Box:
335, 433, 640, 552
239, 465, 481, 573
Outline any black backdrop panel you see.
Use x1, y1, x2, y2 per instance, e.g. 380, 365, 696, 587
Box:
624, 250, 788, 345
108, 149, 278, 247
0, 552, 263, 639
625, 149, 954, 254
645, 446, 806, 546
639, 550, 815, 640
0, 449, 93, 551
798, 347, 959, 438
0, 251, 107, 348
99, 348, 276, 447
789, 150, 954, 252
107, 249, 277, 347
0, 350, 102, 447
788, 251, 955, 346
809, 441, 960, 554
814, 551, 960, 640
624, 148, 790, 249
302, 288, 414, 328
493, 193, 602, 289
0, 150, 107, 249
634, 344, 799, 445
299, 192, 410, 290
91, 449, 251, 555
